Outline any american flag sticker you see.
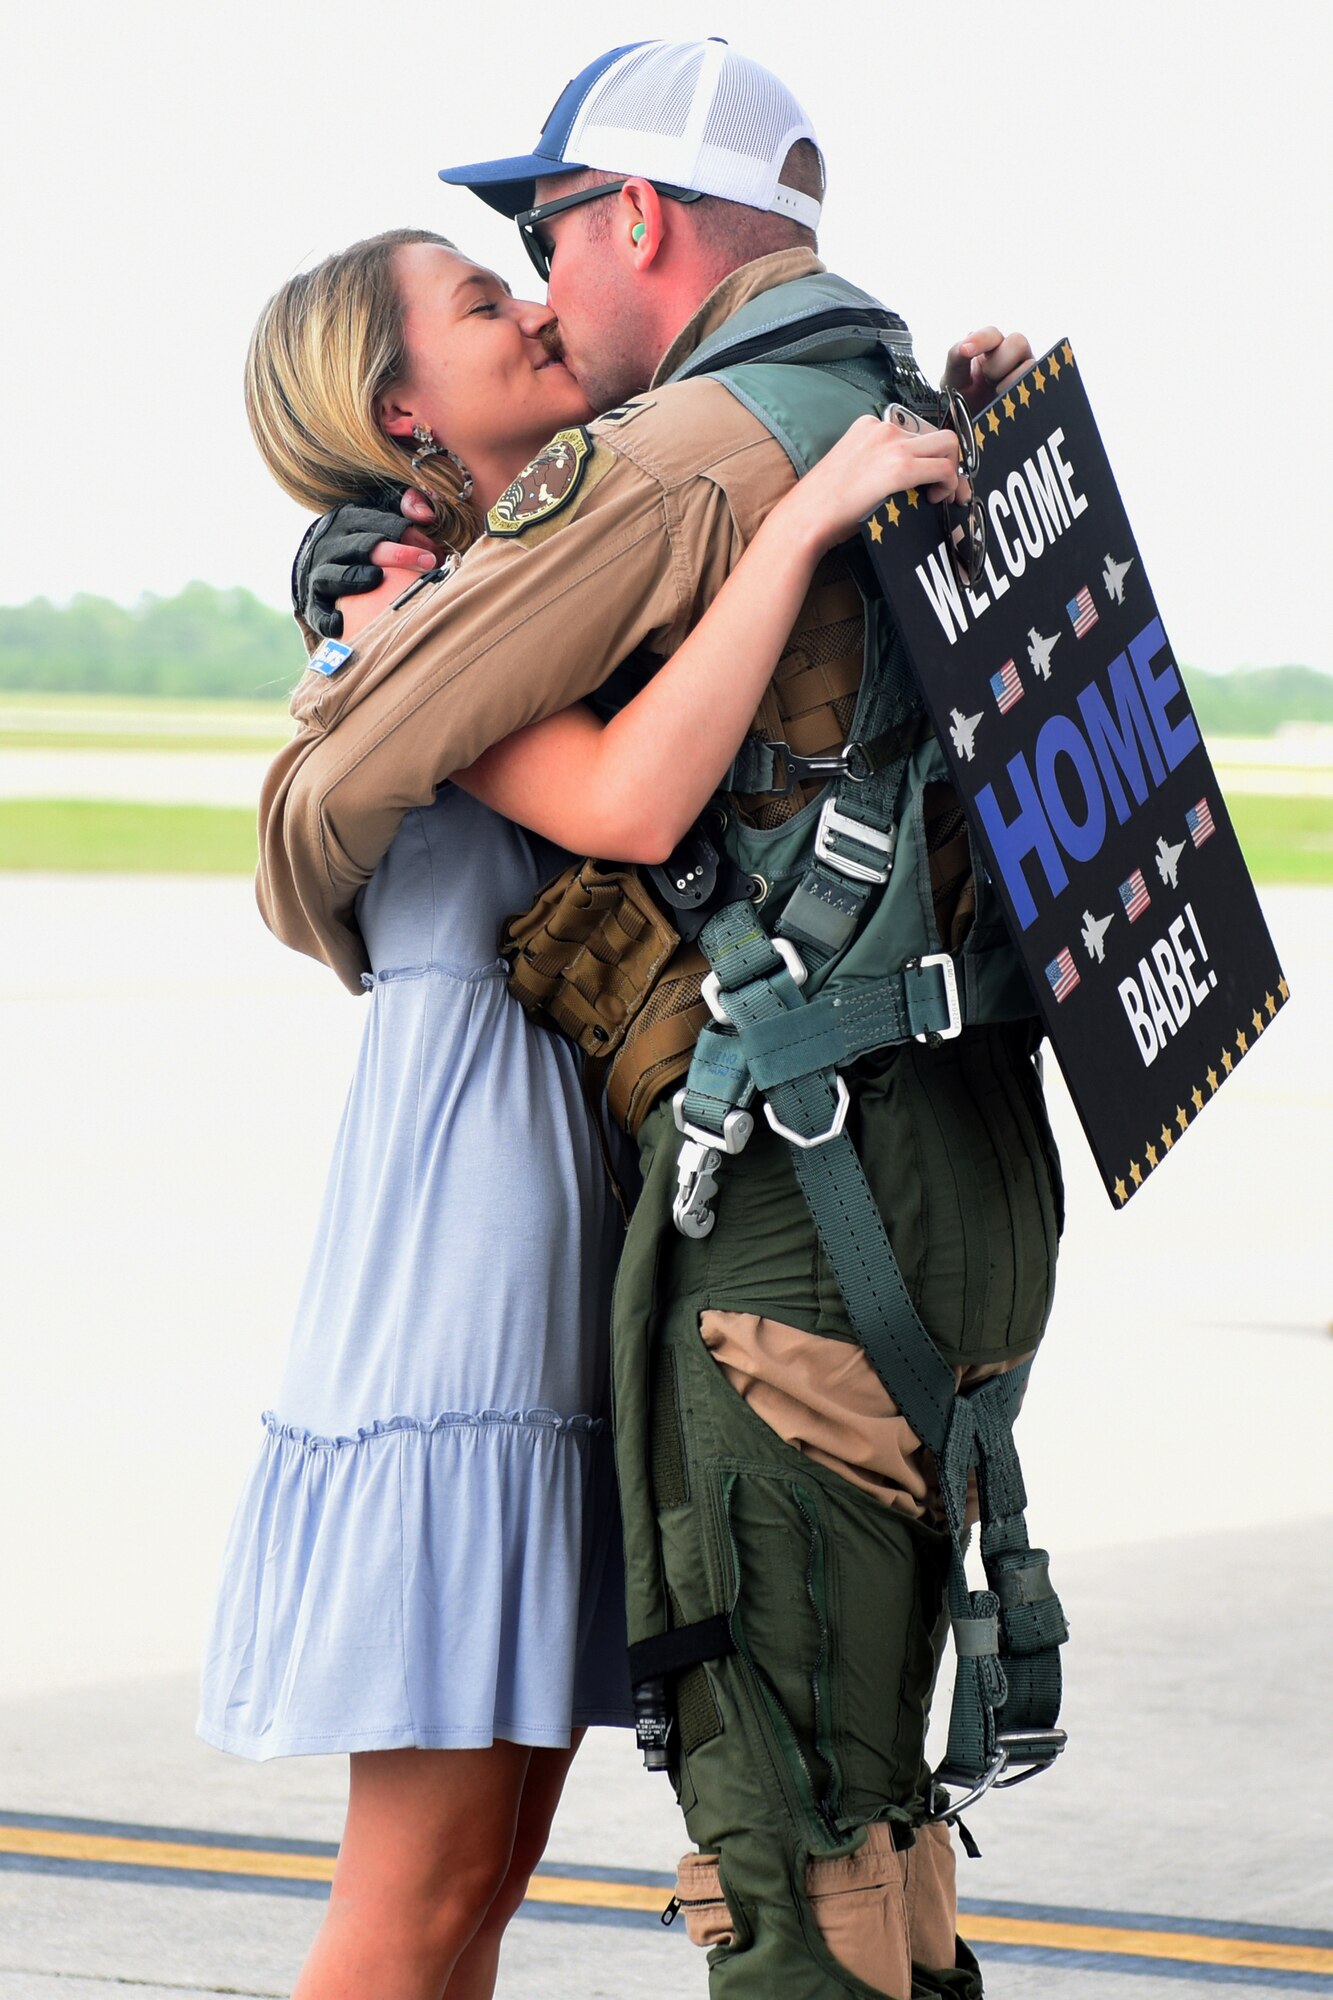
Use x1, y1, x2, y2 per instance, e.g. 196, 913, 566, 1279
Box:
1066, 586, 1099, 638
990, 659, 1024, 713
1186, 797, 1216, 847
1119, 868, 1151, 921
1046, 946, 1081, 1003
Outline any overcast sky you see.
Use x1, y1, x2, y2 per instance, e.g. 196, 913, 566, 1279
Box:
3, 0, 1328, 673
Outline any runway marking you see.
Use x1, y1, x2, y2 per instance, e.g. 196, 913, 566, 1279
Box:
3, 1813, 1332, 1986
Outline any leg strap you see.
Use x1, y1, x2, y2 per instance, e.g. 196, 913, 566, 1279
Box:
678, 903, 1068, 1808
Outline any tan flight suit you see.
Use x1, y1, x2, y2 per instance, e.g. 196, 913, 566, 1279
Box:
259, 250, 846, 993
257, 248, 1053, 1996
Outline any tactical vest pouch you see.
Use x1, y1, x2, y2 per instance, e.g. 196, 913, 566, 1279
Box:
500, 858, 679, 1060
500, 858, 714, 1135
605, 937, 711, 1135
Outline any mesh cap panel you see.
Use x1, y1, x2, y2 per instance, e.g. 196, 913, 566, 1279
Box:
563, 40, 822, 227
587, 42, 704, 140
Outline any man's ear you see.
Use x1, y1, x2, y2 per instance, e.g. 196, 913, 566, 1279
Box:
378, 396, 417, 440
619, 179, 667, 269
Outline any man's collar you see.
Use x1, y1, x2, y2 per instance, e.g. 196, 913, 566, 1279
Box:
650, 249, 826, 391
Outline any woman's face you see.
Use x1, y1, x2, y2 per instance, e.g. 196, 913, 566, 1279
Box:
382, 243, 595, 493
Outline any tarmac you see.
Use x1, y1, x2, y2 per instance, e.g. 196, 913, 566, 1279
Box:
2, 874, 1330, 1997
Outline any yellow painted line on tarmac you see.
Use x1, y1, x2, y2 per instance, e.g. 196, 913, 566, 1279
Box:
964, 1911, 1333, 1978
521, 1873, 665, 1914
3, 1823, 1332, 1978
0, 1824, 335, 1885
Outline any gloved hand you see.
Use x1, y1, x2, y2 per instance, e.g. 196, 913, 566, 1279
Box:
291, 486, 416, 639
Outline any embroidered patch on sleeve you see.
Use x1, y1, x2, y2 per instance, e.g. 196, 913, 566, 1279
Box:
487, 427, 592, 537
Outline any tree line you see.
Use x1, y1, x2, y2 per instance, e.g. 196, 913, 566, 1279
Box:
0, 583, 1329, 730
0, 584, 302, 701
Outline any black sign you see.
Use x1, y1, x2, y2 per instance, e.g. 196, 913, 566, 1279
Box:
862, 340, 1289, 1206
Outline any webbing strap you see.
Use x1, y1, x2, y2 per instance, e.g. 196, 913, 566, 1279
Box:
628, 1613, 736, 1684
737, 969, 955, 1091
786, 1126, 955, 1452
932, 1371, 1067, 1787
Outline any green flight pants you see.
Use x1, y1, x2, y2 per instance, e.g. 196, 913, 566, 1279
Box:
612, 1025, 1063, 1999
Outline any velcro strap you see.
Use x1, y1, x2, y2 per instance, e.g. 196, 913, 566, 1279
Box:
1001, 1596, 1070, 1656
628, 1614, 736, 1685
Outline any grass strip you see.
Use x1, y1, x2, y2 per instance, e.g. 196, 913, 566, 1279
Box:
0, 801, 258, 874
0, 731, 288, 753
1226, 794, 1333, 884
0, 794, 1329, 884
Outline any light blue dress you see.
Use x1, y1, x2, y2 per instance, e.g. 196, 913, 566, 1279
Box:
198, 788, 634, 1758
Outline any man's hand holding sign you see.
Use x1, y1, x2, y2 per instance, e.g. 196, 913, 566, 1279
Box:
861, 339, 1288, 1203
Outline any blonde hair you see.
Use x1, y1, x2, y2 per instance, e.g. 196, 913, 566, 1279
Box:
245, 228, 482, 554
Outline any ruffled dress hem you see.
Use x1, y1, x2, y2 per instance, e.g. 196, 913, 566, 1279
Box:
195, 1706, 633, 1762
198, 1407, 635, 1760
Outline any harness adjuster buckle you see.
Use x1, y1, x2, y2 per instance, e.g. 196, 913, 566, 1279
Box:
672, 1091, 755, 1156
701, 936, 807, 1025
907, 953, 962, 1042
815, 798, 896, 885
764, 1073, 851, 1149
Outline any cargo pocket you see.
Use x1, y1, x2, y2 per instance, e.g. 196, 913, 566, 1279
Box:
806, 1820, 910, 1998
673, 1851, 736, 1949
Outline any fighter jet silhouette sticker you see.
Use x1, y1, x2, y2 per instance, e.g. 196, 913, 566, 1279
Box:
859, 339, 1289, 1206
1103, 552, 1134, 603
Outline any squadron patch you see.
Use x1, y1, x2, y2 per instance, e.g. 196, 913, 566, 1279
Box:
487, 428, 592, 537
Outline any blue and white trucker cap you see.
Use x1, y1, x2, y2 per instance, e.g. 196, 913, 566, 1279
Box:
439, 39, 823, 229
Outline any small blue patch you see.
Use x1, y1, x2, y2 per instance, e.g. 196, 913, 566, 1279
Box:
309, 638, 354, 677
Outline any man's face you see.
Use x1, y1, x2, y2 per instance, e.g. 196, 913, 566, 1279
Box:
532, 179, 659, 413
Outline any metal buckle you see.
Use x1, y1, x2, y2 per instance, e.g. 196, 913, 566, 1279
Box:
701, 936, 807, 1025
928, 1729, 1067, 1822
672, 1136, 721, 1239
762, 740, 870, 797
908, 953, 962, 1042
764, 1074, 850, 1149
814, 798, 896, 885
670, 1091, 755, 1240
672, 1091, 755, 1155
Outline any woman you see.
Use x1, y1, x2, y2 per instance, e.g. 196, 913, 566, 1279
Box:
199, 227, 967, 2000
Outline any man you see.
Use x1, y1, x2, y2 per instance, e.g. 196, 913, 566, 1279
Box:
262, 41, 1064, 1998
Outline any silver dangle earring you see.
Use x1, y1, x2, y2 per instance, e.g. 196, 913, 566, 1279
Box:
409, 424, 474, 504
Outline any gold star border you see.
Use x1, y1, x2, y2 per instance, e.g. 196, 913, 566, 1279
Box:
867, 342, 1074, 534
1113, 978, 1289, 1202
967, 341, 1074, 463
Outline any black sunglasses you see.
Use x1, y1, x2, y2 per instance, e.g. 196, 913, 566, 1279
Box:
514, 180, 705, 282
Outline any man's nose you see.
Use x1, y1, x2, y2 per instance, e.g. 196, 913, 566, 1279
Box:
513, 299, 555, 338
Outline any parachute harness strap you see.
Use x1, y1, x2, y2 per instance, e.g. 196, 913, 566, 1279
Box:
672, 581, 1067, 1810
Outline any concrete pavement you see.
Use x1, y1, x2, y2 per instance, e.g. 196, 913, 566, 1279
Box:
2, 1517, 1330, 1997
2, 874, 1329, 1993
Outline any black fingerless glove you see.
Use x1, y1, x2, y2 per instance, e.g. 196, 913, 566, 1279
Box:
291, 486, 411, 639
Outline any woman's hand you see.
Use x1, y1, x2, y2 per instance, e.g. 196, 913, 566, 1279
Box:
336, 525, 439, 644
775, 412, 968, 560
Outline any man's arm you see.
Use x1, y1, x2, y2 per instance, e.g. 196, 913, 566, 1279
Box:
258, 385, 783, 989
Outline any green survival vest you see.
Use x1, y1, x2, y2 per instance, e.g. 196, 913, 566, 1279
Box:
653, 270, 1069, 1818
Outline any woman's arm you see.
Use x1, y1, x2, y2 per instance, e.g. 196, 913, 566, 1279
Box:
454, 414, 965, 861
